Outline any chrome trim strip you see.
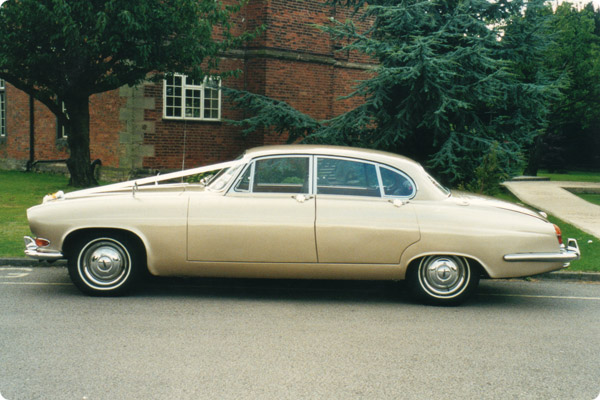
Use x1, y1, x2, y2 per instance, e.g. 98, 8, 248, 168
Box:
23, 236, 64, 260
503, 238, 580, 263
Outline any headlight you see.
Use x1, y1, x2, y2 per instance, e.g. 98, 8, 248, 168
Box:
43, 190, 65, 203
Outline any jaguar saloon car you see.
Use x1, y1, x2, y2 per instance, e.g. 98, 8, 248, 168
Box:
24, 145, 580, 304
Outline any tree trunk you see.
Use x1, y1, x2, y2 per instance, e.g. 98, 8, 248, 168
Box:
524, 135, 543, 176
65, 97, 98, 187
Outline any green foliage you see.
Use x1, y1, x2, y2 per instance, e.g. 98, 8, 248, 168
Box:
0, 170, 70, 257
0, 0, 254, 187
548, 3, 600, 128
464, 142, 508, 196
312, 0, 562, 188
228, 0, 562, 192
224, 88, 320, 142
184, 172, 215, 184
536, 2, 600, 172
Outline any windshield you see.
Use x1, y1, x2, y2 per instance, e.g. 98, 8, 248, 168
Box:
207, 163, 244, 192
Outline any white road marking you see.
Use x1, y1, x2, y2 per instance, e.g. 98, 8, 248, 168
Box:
481, 293, 600, 301
0, 267, 32, 278
0, 281, 71, 286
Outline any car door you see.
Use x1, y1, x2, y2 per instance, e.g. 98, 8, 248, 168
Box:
187, 155, 317, 263
315, 157, 420, 264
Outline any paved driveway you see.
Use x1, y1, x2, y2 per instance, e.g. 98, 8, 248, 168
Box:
503, 180, 600, 239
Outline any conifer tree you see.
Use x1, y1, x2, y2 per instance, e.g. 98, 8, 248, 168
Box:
230, 0, 562, 187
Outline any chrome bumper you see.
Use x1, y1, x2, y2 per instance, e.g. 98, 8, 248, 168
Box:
503, 238, 580, 265
24, 236, 64, 260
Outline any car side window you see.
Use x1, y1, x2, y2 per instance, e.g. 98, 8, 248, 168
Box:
243, 157, 310, 194
234, 165, 252, 192
317, 157, 380, 197
380, 166, 415, 197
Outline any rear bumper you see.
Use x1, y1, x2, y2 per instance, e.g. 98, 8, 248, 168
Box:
503, 238, 580, 265
24, 236, 64, 261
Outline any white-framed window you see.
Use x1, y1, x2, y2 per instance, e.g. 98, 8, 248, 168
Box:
0, 79, 6, 138
163, 74, 221, 121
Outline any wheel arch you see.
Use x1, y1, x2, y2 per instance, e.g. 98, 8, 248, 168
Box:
63, 228, 148, 265
405, 252, 490, 279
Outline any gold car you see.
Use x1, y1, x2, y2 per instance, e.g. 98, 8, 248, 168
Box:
24, 145, 580, 304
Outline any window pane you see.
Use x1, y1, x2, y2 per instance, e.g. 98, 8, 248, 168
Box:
380, 167, 415, 197
317, 158, 380, 197
164, 74, 221, 120
203, 85, 219, 119
253, 157, 309, 194
164, 75, 183, 118
185, 88, 201, 119
234, 165, 252, 192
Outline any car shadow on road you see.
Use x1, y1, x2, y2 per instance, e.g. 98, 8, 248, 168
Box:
120, 276, 542, 309
138, 276, 410, 303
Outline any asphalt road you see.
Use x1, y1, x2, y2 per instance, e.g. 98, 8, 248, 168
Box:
1, 266, 599, 400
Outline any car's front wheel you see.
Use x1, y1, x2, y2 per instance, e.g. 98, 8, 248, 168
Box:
68, 233, 143, 296
408, 255, 479, 305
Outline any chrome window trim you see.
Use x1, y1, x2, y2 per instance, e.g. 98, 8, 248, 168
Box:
314, 155, 382, 198
314, 155, 417, 199
228, 154, 313, 195
231, 161, 255, 193
379, 165, 417, 199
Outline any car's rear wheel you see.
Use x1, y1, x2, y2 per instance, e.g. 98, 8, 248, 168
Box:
68, 233, 142, 296
408, 255, 479, 305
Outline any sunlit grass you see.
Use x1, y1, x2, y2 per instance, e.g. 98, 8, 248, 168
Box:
0, 170, 70, 257
495, 187, 598, 272
575, 193, 600, 206
538, 170, 600, 182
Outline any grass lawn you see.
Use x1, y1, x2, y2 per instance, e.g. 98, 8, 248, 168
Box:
538, 170, 600, 182
0, 170, 71, 257
546, 214, 599, 272
575, 193, 600, 206
1, 169, 598, 272
496, 188, 598, 272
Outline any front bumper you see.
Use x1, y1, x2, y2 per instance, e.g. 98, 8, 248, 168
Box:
503, 238, 580, 265
24, 236, 64, 261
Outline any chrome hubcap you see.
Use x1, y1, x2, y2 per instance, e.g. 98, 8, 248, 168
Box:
419, 256, 468, 298
79, 238, 131, 289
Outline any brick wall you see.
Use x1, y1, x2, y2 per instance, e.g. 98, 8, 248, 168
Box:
0, 0, 375, 176
0, 85, 125, 171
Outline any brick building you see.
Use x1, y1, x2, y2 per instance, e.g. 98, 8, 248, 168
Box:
0, 1, 374, 180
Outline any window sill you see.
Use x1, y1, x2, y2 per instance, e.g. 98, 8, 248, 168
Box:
162, 117, 222, 123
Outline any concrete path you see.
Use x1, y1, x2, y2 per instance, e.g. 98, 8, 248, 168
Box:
503, 180, 600, 239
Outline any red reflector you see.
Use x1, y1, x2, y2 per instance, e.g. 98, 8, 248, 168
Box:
553, 224, 563, 245
35, 238, 50, 247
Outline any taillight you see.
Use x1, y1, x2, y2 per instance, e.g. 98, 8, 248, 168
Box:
553, 224, 563, 245
35, 238, 51, 247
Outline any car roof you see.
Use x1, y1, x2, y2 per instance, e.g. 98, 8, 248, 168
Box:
243, 144, 421, 168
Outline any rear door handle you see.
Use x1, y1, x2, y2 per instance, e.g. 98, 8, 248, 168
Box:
293, 194, 314, 203
389, 198, 408, 207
